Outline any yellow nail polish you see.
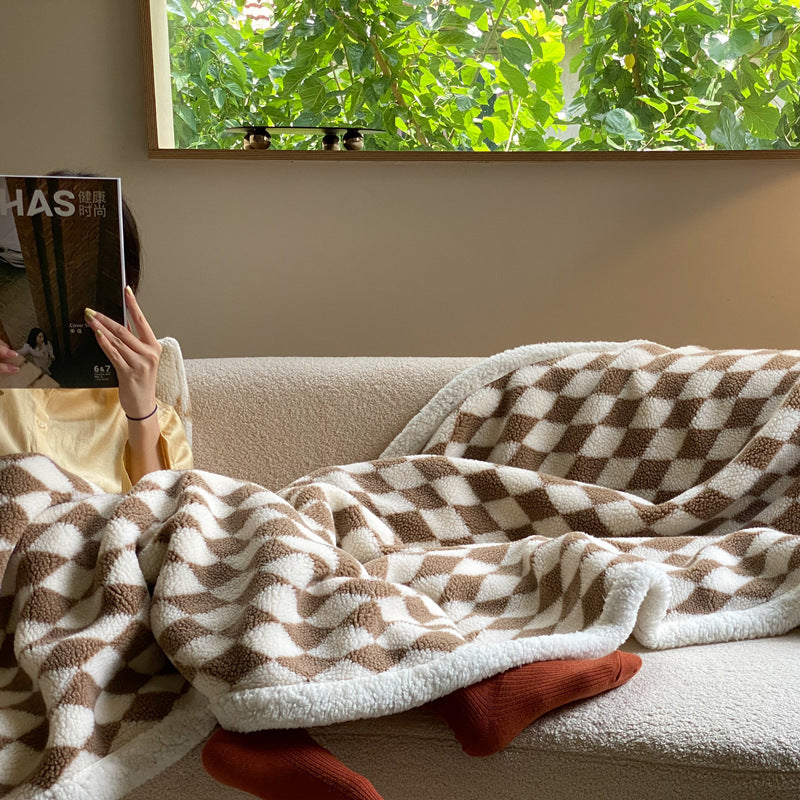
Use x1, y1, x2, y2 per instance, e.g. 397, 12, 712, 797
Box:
125, 285, 134, 297
84, 308, 96, 320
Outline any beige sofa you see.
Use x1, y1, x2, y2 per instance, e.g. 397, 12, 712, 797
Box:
126, 357, 800, 800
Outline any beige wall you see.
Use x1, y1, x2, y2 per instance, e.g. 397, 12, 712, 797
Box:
2, 1, 799, 358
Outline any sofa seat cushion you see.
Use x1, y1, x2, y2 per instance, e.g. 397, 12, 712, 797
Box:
310, 632, 800, 799
125, 632, 799, 800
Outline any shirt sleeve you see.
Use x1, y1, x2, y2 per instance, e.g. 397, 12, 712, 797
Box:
121, 403, 193, 491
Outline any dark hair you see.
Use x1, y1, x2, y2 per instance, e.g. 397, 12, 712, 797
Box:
26, 327, 49, 348
121, 198, 141, 294
47, 170, 141, 293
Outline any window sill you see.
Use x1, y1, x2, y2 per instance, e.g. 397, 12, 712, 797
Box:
147, 148, 800, 162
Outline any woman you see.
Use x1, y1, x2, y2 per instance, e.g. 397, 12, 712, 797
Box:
0, 187, 191, 491
18, 327, 55, 374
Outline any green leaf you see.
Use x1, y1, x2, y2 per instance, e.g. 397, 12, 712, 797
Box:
282, 65, 307, 95
224, 80, 246, 98
709, 107, 747, 149
531, 61, 558, 92
530, 96, 554, 125
483, 115, 510, 143
701, 29, 758, 71
453, 93, 476, 112
212, 87, 226, 109
175, 104, 197, 133
294, 41, 319, 71
167, 1, 186, 20
741, 100, 780, 139
298, 77, 327, 109
364, 77, 391, 102
225, 49, 249, 87
501, 37, 532, 70
759, 22, 787, 51
245, 51, 275, 80
437, 29, 478, 48
674, 8, 718, 28
498, 63, 529, 95
513, 21, 544, 58
262, 23, 286, 52
636, 96, 668, 113
346, 43, 371, 74
382, 106, 398, 135
684, 95, 720, 114
603, 108, 643, 141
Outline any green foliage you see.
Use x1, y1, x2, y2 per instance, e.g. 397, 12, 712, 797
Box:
166, 0, 800, 151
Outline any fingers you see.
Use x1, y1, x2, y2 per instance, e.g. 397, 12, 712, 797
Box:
85, 308, 148, 358
0, 340, 20, 374
85, 304, 161, 372
124, 286, 159, 346
91, 325, 128, 371
85, 312, 136, 370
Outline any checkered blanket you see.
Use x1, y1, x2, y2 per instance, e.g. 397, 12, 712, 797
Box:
2, 341, 800, 798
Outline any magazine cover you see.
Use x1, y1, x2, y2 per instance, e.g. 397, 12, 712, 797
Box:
0, 174, 126, 388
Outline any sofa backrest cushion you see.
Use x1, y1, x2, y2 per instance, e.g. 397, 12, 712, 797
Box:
185, 357, 477, 490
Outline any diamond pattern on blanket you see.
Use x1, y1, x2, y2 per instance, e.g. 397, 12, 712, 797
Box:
0, 465, 193, 793
425, 344, 800, 504
3, 342, 800, 796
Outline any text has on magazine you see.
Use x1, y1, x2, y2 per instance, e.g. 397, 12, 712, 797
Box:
0, 187, 109, 220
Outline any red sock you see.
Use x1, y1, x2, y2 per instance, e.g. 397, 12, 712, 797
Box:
201, 727, 385, 800
428, 650, 642, 757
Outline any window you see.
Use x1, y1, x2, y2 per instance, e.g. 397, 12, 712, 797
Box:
143, 0, 800, 155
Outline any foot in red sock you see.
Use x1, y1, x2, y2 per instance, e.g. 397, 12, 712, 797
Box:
201, 727, 385, 800
428, 650, 642, 757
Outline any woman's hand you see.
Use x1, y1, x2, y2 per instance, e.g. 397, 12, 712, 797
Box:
0, 340, 22, 374
85, 287, 162, 418
85, 288, 165, 484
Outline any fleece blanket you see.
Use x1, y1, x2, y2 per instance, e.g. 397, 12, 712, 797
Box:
2, 340, 800, 798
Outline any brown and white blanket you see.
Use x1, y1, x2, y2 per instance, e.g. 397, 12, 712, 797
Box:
2, 341, 800, 798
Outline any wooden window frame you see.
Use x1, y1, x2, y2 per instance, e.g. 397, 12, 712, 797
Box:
140, 0, 800, 162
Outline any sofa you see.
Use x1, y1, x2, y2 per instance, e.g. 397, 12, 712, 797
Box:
124, 355, 800, 800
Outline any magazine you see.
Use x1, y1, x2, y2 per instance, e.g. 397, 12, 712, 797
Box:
0, 174, 126, 389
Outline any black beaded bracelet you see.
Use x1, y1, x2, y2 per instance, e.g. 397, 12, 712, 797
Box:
125, 405, 158, 422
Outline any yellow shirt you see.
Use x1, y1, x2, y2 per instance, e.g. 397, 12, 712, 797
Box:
0, 388, 193, 493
